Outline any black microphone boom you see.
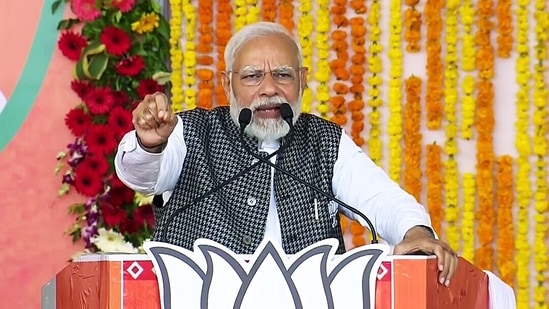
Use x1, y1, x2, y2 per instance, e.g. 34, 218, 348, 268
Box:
238, 107, 379, 244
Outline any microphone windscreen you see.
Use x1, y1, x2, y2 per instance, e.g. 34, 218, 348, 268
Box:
239, 108, 253, 127
279, 103, 294, 122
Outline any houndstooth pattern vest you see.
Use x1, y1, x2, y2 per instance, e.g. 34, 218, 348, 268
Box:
151, 106, 346, 254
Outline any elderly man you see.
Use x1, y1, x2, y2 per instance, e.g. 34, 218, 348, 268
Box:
114, 21, 458, 286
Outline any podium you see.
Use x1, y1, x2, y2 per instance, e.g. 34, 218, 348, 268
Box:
42, 246, 488, 309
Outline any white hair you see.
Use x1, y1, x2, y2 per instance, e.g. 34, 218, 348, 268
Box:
224, 22, 303, 71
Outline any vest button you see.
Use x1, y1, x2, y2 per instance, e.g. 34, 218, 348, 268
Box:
243, 235, 252, 245
247, 197, 257, 206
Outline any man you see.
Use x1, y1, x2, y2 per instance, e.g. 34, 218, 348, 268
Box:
115, 22, 457, 286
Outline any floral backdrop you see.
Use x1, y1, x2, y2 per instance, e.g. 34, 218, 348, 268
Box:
55, 0, 547, 308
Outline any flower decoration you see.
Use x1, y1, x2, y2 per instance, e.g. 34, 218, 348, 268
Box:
53, 0, 170, 253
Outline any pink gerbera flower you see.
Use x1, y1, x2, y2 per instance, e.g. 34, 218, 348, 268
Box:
111, 0, 136, 12
71, 0, 102, 22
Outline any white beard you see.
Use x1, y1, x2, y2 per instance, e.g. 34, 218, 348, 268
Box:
229, 93, 302, 142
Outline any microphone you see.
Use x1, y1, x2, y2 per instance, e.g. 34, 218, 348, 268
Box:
238, 104, 379, 244
160, 109, 293, 242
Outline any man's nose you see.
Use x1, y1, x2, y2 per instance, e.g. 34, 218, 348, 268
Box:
258, 73, 279, 97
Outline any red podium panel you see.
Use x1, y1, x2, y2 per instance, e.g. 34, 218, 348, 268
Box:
43, 254, 488, 309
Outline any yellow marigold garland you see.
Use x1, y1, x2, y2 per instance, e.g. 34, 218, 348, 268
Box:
234, 0, 247, 31
443, 0, 460, 251
514, 0, 532, 306
496, 155, 516, 287
246, 0, 260, 24
196, 0, 214, 109
403, 0, 422, 52
297, 0, 313, 113
314, 0, 331, 119
461, 173, 476, 262
366, 0, 383, 164
403, 76, 422, 202
426, 143, 443, 236
424, 0, 444, 130
168, 0, 183, 112
182, 0, 197, 110
459, 0, 476, 139
495, 0, 513, 58
533, 1, 548, 305
387, 0, 403, 182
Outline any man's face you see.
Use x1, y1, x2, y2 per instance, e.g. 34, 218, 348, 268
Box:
223, 34, 308, 141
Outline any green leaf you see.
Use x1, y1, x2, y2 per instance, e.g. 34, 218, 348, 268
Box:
51, 0, 62, 14
87, 53, 109, 80
74, 58, 87, 81
156, 17, 170, 41
57, 18, 80, 30
68, 203, 85, 215
58, 183, 71, 197
151, 0, 162, 13
113, 11, 123, 23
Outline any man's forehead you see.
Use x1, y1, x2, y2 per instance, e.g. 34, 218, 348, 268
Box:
238, 64, 295, 71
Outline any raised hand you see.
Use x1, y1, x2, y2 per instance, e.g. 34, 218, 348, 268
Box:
132, 92, 178, 149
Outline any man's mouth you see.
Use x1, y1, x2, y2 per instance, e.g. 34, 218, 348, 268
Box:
253, 104, 282, 118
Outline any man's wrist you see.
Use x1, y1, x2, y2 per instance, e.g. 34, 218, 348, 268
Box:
404, 225, 436, 240
136, 133, 167, 153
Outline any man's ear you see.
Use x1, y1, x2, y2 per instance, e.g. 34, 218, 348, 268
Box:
221, 72, 231, 97
300, 67, 309, 88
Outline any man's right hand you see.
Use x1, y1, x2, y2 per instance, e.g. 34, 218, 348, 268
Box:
132, 92, 177, 149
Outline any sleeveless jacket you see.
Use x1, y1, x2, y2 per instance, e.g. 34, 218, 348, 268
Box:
151, 106, 346, 254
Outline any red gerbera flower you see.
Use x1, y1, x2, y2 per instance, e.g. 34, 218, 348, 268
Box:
108, 106, 134, 141
109, 174, 127, 189
134, 204, 155, 228
85, 124, 118, 154
65, 107, 92, 136
111, 0, 135, 12
84, 86, 115, 114
100, 26, 132, 56
115, 55, 145, 77
137, 79, 164, 98
112, 91, 130, 107
79, 153, 110, 176
58, 31, 87, 61
74, 164, 104, 197
100, 203, 127, 228
71, 80, 93, 99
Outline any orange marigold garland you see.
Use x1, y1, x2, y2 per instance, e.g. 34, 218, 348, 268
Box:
496, 155, 516, 287
214, 0, 231, 106
404, 0, 422, 52
349, 13, 367, 147
196, 0, 214, 109
278, 0, 294, 33
474, 0, 496, 272
424, 0, 444, 130
329, 0, 349, 128
426, 143, 444, 235
261, 0, 277, 22
403, 76, 423, 201
495, 0, 513, 58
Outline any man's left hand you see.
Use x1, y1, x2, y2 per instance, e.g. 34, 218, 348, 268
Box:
393, 226, 458, 287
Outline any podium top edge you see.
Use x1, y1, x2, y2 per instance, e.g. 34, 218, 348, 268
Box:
75, 253, 437, 262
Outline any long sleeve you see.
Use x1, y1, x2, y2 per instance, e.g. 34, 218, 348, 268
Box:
332, 130, 432, 246
114, 117, 186, 195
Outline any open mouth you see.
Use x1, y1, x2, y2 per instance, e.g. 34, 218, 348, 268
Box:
254, 104, 282, 118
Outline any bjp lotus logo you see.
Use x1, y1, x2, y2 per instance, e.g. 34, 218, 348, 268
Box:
143, 238, 390, 309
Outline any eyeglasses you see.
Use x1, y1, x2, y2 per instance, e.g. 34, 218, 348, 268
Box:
229, 67, 302, 86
